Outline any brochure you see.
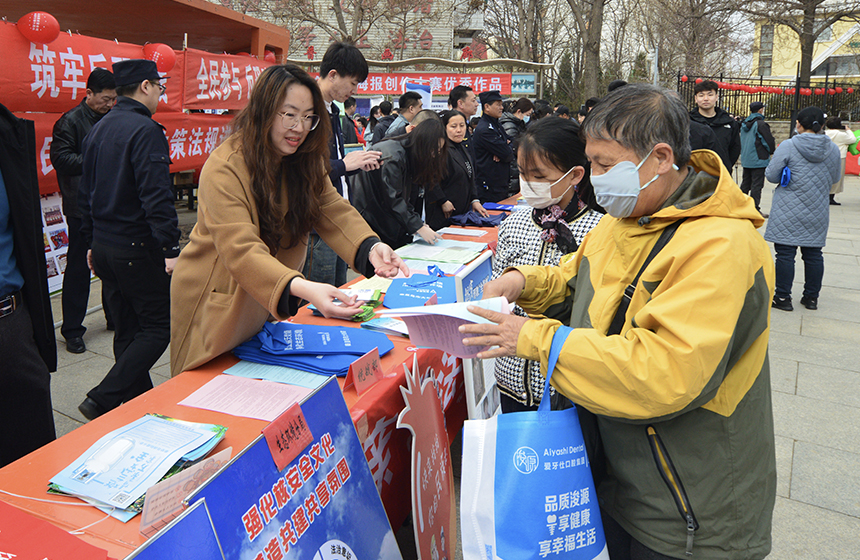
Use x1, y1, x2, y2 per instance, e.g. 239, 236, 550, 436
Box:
376, 297, 510, 358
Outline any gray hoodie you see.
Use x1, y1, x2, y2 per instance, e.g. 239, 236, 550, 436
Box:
764, 132, 841, 247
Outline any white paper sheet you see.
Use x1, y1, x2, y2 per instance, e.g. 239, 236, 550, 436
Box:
178, 375, 312, 421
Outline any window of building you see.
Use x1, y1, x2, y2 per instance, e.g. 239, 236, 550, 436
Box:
813, 55, 860, 76
758, 24, 773, 76
815, 21, 832, 42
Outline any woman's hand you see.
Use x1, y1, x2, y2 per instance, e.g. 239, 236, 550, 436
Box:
442, 200, 455, 218
289, 278, 364, 319
416, 224, 442, 244
472, 200, 489, 217
370, 243, 410, 278
482, 270, 526, 303
459, 305, 529, 359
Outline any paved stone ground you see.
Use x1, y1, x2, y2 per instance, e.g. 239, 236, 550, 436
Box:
46, 175, 860, 558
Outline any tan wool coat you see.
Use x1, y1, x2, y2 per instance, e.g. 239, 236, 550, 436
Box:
169, 135, 376, 377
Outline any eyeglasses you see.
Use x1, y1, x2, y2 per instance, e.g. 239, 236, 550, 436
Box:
277, 111, 320, 131
150, 81, 166, 94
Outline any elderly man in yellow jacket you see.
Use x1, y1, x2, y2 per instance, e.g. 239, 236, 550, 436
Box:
462, 84, 777, 560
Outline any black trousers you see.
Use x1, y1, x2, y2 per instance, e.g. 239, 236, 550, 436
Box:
60, 215, 112, 340
740, 167, 766, 211
603, 511, 682, 560
88, 241, 171, 411
0, 298, 56, 467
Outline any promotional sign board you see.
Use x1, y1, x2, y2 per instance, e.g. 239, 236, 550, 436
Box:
186, 377, 402, 560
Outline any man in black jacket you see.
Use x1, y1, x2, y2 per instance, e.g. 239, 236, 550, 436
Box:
0, 104, 57, 466
690, 80, 740, 173
473, 90, 514, 203
77, 60, 180, 420
50, 68, 116, 354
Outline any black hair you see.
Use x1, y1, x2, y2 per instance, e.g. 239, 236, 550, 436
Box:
502, 99, 514, 113
403, 118, 448, 187
518, 118, 599, 211
116, 82, 143, 97
469, 116, 481, 128
554, 104, 570, 116
320, 42, 369, 82
825, 116, 844, 130
693, 80, 719, 95
369, 105, 380, 128
379, 100, 393, 115
607, 79, 628, 92
398, 91, 422, 110
344, 96, 357, 110
87, 68, 116, 92
584, 97, 600, 110
440, 109, 466, 127
512, 97, 534, 114
797, 106, 825, 133
535, 105, 554, 119
448, 85, 474, 108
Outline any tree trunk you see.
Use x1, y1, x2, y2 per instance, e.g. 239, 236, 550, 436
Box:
581, 0, 605, 99
797, 3, 817, 84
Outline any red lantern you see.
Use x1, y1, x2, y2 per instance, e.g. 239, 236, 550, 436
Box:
836, 87, 843, 94
695, 78, 703, 84
828, 88, 836, 95
681, 75, 688, 82
264, 50, 276, 63
17, 11, 60, 44
143, 43, 176, 73
849, 88, 855, 94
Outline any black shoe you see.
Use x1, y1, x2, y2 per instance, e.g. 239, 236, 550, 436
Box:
800, 296, 818, 310
772, 296, 793, 311
830, 195, 841, 206
78, 397, 105, 421
759, 211, 769, 219
65, 337, 86, 354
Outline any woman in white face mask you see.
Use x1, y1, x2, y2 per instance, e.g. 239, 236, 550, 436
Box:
491, 117, 604, 411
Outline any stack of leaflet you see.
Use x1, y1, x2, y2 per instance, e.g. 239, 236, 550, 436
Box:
233, 321, 394, 376
49, 414, 227, 522
396, 239, 488, 265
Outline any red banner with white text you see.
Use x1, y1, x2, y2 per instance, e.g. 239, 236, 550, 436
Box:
15, 112, 233, 195
353, 73, 512, 96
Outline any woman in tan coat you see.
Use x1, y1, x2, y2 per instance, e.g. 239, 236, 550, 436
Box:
170, 65, 407, 377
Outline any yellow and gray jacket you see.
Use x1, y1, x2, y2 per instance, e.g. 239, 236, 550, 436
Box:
512, 150, 776, 559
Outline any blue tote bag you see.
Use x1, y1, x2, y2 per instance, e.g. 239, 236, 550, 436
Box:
461, 326, 609, 560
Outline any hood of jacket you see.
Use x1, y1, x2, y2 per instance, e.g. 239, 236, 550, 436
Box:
690, 106, 735, 126
499, 112, 523, 125
741, 112, 764, 132
640, 148, 764, 229
790, 132, 834, 163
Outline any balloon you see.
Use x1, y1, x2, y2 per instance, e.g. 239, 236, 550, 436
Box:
681, 75, 688, 82
695, 78, 703, 84
143, 43, 176, 73
828, 88, 836, 95
264, 50, 276, 63
849, 88, 855, 94
17, 11, 60, 44
836, 87, 843, 94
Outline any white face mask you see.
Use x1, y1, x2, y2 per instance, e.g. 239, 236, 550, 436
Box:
590, 147, 677, 218
520, 167, 575, 209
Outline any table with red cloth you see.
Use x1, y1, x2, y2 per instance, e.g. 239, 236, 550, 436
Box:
0, 224, 501, 558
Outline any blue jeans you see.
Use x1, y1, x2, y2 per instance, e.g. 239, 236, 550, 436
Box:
773, 244, 824, 300
302, 232, 347, 288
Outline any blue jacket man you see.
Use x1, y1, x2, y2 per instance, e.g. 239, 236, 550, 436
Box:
739, 101, 775, 215
473, 90, 514, 203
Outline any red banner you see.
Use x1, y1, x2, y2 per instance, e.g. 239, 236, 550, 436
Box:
355, 73, 513, 96
183, 49, 272, 110
16, 111, 233, 195
0, 22, 184, 113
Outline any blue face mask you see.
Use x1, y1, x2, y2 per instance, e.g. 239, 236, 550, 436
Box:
590, 147, 678, 218
523, 115, 530, 124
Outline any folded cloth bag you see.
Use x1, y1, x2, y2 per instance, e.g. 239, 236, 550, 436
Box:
233, 322, 394, 377
461, 326, 609, 560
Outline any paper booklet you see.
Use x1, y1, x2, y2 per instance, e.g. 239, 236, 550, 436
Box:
376, 297, 510, 358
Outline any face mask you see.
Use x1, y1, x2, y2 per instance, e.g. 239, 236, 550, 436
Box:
520, 167, 575, 209
523, 115, 530, 124
590, 147, 677, 218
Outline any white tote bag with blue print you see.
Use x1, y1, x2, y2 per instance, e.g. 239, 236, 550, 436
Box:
460, 326, 609, 560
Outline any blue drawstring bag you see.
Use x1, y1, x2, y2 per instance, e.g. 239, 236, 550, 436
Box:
779, 167, 791, 187
461, 326, 609, 560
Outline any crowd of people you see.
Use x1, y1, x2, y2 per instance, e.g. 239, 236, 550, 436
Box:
1, 37, 854, 560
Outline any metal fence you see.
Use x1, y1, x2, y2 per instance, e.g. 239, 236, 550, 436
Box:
676, 73, 860, 122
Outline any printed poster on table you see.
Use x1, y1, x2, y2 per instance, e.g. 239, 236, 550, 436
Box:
185, 377, 402, 560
